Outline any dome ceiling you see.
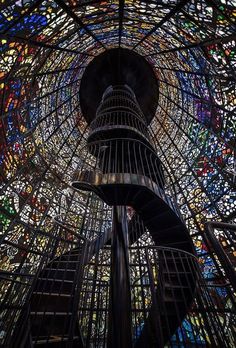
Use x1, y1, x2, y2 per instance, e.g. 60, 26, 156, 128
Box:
0, 0, 235, 290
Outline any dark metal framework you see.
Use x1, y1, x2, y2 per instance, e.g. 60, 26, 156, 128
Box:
3, 85, 234, 347
0, 0, 235, 347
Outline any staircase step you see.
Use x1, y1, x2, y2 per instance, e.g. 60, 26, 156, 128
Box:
41, 268, 76, 281
48, 260, 80, 270
162, 274, 193, 288
138, 198, 165, 214
145, 209, 173, 225
36, 278, 74, 283
155, 224, 184, 239
163, 295, 184, 303
31, 311, 72, 316
31, 292, 72, 312
162, 267, 189, 274
163, 283, 190, 289
35, 278, 74, 294
164, 288, 187, 301
30, 312, 72, 336
59, 253, 82, 261
33, 335, 80, 346
32, 292, 71, 297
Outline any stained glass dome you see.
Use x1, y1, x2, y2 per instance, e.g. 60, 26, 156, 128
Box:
0, 0, 235, 345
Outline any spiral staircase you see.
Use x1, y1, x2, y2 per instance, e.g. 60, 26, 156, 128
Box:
21, 85, 199, 347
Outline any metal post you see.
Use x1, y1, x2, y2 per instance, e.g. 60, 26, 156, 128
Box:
108, 205, 132, 348
205, 222, 236, 292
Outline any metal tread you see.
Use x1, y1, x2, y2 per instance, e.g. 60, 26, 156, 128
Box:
37, 278, 74, 283
30, 311, 72, 316
32, 336, 79, 344
32, 292, 71, 297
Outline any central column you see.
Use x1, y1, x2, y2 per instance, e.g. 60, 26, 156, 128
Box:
108, 205, 132, 348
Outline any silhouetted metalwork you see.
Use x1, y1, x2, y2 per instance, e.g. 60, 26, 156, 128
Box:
0, 1, 235, 346
2, 85, 235, 347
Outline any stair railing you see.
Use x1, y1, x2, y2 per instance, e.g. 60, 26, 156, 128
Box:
9, 219, 86, 347
205, 221, 236, 292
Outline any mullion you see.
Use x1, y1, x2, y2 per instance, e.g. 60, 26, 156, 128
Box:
1, 123, 88, 309
132, 0, 190, 50
148, 32, 236, 56
155, 106, 224, 219
158, 89, 235, 152
54, 0, 107, 49
152, 65, 236, 82
158, 77, 232, 113
1, 76, 81, 120
3, 32, 92, 56
206, 0, 236, 28
1, 0, 43, 34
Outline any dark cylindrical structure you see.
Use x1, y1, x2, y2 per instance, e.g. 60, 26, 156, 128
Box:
87, 85, 165, 347
87, 84, 165, 190
72, 84, 195, 347
108, 206, 132, 348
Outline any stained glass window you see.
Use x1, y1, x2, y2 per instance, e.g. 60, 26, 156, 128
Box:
0, 0, 235, 345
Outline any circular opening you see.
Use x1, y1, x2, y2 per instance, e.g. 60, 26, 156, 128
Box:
79, 48, 159, 124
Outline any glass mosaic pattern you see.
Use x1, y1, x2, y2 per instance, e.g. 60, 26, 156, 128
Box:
0, 0, 235, 345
